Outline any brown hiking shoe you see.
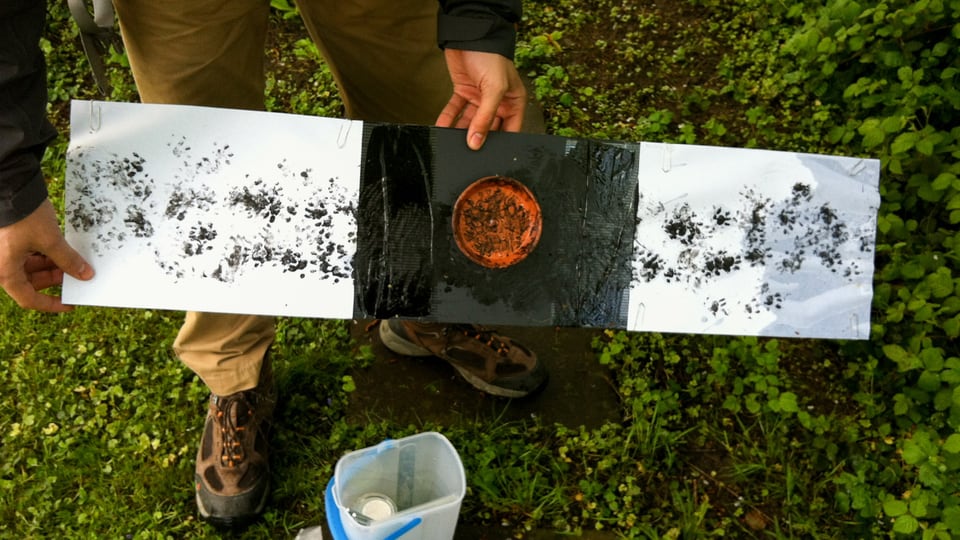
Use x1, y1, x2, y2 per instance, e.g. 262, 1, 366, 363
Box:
379, 320, 548, 398
194, 361, 274, 528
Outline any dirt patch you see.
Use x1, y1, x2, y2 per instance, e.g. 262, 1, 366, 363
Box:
347, 321, 621, 430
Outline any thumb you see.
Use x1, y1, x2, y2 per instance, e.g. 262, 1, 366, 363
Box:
47, 241, 95, 281
32, 200, 95, 281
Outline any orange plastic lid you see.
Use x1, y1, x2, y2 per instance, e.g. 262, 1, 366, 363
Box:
452, 176, 543, 269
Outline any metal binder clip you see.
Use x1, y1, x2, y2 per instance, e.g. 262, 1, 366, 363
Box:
848, 159, 866, 176
337, 122, 352, 148
89, 101, 102, 132
661, 145, 672, 173
630, 302, 646, 330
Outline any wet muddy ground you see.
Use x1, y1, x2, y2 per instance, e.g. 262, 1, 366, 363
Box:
347, 322, 621, 430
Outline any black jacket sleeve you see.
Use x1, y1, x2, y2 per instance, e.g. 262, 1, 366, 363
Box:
0, 0, 57, 227
437, 0, 522, 60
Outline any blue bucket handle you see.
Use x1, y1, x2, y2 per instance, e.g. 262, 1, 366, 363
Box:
384, 516, 422, 540
325, 476, 422, 540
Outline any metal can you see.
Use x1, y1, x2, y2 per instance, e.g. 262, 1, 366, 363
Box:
351, 493, 397, 523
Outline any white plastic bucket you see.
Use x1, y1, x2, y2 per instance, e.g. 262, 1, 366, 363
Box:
325, 432, 465, 540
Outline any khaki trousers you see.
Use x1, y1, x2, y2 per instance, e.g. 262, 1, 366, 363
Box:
114, 0, 453, 395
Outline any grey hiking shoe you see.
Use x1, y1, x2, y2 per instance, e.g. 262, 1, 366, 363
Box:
195, 361, 274, 528
379, 320, 548, 398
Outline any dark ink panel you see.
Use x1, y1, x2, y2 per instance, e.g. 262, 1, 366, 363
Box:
353, 125, 639, 327
353, 124, 435, 317
561, 140, 638, 326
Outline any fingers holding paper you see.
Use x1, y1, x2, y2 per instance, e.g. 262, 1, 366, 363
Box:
437, 48, 526, 150
0, 200, 94, 312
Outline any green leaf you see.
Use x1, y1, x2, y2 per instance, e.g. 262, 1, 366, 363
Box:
885, 344, 922, 371
917, 370, 941, 392
919, 183, 945, 202
914, 303, 935, 322
933, 173, 957, 190
943, 433, 960, 453
883, 498, 908, 517
779, 392, 799, 413
935, 388, 955, 411
877, 214, 891, 234
880, 49, 905, 67
889, 158, 903, 174
933, 41, 952, 57
891, 131, 919, 154
894, 393, 911, 415
881, 115, 903, 133
944, 505, 960, 532
894, 514, 919, 534
919, 462, 944, 489
909, 495, 928, 518
817, 36, 835, 53
898, 66, 914, 82
948, 193, 960, 210
917, 137, 936, 156
927, 268, 954, 298
859, 119, 886, 148
599, 351, 613, 365
722, 394, 740, 412
887, 304, 905, 323
921, 347, 945, 371
901, 261, 926, 279
826, 125, 847, 144
902, 439, 927, 464
954, 385, 960, 406
745, 394, 762, 414
944, 315, 960, 338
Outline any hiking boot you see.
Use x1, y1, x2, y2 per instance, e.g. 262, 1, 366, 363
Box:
379, 320, 548, 398
195, 360, 275, 528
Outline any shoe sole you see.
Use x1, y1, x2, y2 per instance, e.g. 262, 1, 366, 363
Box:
379, 321, 530, 399
378, 320, 433, 357
196, 477, 269, 529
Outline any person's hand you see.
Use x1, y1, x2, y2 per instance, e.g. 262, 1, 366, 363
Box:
437, 48, 527, 150
0, 200, 94, 312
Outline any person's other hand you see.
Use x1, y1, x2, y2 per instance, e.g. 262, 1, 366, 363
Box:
437, 48, 527, 150
0, 200, 94, 312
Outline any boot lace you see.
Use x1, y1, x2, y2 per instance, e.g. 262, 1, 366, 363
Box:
214, 393, 254, 468
448, 324, 510, 356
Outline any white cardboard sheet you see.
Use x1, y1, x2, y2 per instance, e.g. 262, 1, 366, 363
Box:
627, 143, 879, 338
63, 101, 361, 318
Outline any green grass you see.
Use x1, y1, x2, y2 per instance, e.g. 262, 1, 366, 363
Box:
3, 0, 959, 538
